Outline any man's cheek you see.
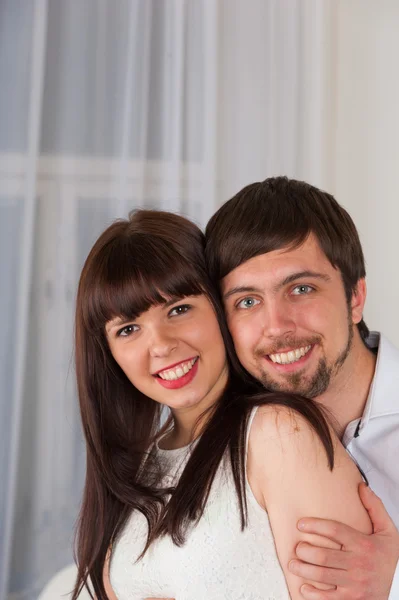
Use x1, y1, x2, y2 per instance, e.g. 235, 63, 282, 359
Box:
227, 322, 242, 349
234, 326, 253, 357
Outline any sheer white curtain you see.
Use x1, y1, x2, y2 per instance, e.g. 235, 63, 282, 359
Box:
217, 0, 335, 202
0, 1, 334, 599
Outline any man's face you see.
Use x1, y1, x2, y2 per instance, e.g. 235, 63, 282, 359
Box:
221, 234, 365, 398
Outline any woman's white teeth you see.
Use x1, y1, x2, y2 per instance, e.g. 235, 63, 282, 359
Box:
269, 345, 311, 365
158, 358, 197, 380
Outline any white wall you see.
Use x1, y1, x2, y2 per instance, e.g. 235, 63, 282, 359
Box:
334, 0, 399, 345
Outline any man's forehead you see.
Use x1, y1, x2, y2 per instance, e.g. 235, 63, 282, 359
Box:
229, 235, 327, 272
221, 239, 334, 294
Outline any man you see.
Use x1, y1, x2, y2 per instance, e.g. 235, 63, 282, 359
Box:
204, 176, 399, 599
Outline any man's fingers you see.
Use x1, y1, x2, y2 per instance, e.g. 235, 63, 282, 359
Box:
358, 482, 395, 535
288, 559, 347, 587
295, 542, 351, 570
300, 584, 340, 599
297, 517, 362, 548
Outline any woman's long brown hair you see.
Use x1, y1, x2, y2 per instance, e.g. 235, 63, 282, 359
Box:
72, 210, 334, 600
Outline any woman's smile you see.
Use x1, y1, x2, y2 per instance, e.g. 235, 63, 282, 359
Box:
154, 357, 199, 389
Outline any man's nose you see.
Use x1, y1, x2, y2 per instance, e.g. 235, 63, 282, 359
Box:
261, 300, 296, 340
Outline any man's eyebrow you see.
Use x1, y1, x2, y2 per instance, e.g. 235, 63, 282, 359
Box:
223, 286, 262, 301
276, 270, 331, 291
223, 272, 331, 301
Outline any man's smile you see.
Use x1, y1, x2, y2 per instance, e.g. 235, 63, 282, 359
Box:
262, 344, 316, 374
268, 345, 312, 365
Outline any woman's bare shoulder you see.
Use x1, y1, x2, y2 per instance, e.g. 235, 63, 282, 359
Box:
248, 403, 347, 474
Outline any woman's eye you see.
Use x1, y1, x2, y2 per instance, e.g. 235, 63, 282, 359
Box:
291, 285, 314, 296
236, 297, 260, 309
169, 304, 191, 317
117, 324, 139, 337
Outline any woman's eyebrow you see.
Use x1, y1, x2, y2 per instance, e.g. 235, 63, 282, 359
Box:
105, 317, 131, 334
162, 296, 183, 309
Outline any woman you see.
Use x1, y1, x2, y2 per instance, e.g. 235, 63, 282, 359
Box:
72, 210, 371, 600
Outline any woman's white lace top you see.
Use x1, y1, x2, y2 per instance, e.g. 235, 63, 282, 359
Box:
109, 407, 290, 599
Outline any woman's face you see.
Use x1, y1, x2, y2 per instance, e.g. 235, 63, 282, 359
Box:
106, 294, 228, 416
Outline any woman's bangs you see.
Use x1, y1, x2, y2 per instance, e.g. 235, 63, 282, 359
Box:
85, 238, 205, 332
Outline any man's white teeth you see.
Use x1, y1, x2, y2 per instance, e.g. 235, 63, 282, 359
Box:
269, 345, 312, 365
158, 358, 197, 380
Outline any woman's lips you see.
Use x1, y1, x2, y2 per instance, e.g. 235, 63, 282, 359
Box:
156, 359, 199, 389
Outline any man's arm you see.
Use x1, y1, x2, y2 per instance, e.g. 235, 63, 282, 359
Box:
288, 483, 399, 599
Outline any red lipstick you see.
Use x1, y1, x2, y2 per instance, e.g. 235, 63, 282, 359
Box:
156, 359, 199, 390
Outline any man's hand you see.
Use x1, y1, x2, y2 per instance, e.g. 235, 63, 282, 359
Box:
288, 483, 399, 599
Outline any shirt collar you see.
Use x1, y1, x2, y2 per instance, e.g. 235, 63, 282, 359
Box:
358, 331, 399, 433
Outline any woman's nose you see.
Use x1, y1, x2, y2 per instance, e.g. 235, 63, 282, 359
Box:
148, 329, 178, 358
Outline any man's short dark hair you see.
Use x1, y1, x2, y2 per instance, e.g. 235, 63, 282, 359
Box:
205, 176, 369, 341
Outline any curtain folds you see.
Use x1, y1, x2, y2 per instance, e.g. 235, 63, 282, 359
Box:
0, 2, 334, 598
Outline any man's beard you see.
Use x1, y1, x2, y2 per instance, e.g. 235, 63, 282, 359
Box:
255, 317, 354, 399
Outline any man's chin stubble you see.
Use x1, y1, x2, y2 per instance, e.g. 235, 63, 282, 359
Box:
258, 331, 353, 399
259, 358, 331, 399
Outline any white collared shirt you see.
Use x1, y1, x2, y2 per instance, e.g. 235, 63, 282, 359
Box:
343, 332, 399, 598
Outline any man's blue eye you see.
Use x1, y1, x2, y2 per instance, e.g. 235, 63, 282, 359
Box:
237, 297, 260, 309
292, 285, 313, 295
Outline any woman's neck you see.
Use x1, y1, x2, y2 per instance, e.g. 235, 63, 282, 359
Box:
159, 409, 210, 449
160, 364, 229, 450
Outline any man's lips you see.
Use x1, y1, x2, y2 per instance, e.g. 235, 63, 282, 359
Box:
263, 344, 315, 372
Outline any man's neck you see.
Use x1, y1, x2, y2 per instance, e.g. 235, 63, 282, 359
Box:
316, 334, 377, 439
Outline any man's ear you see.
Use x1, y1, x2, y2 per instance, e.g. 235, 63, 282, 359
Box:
351, 278, 367, 324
